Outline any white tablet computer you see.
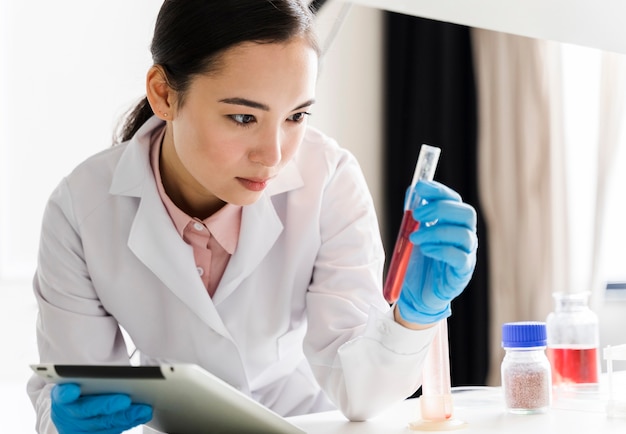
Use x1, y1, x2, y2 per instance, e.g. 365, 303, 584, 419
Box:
30, 363, 306, 434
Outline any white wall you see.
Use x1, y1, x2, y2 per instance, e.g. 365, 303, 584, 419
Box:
311, 3, 384, 229
0, 1, 163, 281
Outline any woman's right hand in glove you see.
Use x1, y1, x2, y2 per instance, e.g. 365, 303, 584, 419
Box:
51, 383, 152, 434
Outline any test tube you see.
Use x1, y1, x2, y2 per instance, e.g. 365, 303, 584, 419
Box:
383, 144, 441, 303
410, 319, 466, 431
420, 320, 453, 420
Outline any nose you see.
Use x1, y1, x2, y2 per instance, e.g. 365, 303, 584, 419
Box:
249, 128, 282, 167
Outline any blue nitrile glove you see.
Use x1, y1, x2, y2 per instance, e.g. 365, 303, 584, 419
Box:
51, 383, 153, 434
396, 180, 478, 324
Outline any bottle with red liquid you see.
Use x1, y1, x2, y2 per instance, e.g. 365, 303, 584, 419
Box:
546, 291, 600, 392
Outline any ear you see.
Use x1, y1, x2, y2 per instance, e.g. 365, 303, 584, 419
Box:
146, 65, 176, 121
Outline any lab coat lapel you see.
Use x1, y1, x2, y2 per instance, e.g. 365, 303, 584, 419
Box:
212, 194, 283, 304
213, 161, 302, 304
111, 119, 231, 339
128, 187, 230, 339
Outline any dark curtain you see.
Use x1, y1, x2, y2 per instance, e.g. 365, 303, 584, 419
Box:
383, 13, 490, 390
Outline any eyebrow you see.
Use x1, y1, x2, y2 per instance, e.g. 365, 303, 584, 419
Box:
218, 97, 316, 112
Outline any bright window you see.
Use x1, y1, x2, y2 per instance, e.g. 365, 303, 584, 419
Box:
561, 43, 626, 291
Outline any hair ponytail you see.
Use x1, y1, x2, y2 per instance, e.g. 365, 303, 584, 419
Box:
113, 97, 154, 145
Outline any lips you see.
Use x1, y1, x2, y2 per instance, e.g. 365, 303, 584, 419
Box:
237, 177, 271, 192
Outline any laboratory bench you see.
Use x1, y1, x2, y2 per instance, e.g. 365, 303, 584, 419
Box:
287, 375, 626, 434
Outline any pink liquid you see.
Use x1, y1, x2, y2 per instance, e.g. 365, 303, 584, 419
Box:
383, 210, 420, 303
547, 347, 599, 385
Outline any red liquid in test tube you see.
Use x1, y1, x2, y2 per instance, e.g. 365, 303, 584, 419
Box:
383, 144, 441, 303
383, 212, 420, 303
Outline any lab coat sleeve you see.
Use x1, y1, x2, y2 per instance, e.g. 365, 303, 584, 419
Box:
27, 177, 129, 432
307, 303, 437, 421
302, 141, 438, 421
26, 382, 56, 434
335, 307, 437, 421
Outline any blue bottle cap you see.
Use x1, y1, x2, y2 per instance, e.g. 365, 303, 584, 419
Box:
501, 321, 547, 348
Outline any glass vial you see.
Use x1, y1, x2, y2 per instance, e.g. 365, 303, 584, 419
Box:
501, 322, 552, 414
546, 291, 600, 391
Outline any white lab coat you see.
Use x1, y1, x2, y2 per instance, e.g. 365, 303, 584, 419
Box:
27, 117, 437, 433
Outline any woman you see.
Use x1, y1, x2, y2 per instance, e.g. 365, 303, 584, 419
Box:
27, 1, 478, 433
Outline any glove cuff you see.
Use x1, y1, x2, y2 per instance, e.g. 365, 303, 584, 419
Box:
396, 301, 451, 325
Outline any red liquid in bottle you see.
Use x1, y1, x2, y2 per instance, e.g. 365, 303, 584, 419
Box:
383, 210, 420, 303
547, 346, 599, 385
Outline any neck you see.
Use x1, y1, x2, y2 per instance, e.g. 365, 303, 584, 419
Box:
159, 126, 226, 219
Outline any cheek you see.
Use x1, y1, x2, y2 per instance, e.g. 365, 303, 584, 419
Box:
174, 122, 235, 165
172, 120, 202, 159
282, 128, 306, 161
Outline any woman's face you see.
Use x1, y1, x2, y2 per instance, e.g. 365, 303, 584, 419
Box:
160, 37, 318, 217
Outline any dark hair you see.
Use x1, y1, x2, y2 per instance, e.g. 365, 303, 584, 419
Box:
114, 0, 320, 144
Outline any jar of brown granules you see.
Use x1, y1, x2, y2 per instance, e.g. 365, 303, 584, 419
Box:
501, 322, 552, 414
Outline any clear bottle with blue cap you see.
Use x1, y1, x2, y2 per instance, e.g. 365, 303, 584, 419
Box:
501, 322, 552, 414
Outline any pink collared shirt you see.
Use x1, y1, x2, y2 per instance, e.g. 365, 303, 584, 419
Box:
150, 127, 242, 297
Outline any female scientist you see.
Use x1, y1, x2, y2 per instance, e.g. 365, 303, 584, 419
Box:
27, 1, 478, 433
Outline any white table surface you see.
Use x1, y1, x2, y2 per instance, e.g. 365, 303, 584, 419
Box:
10, 369, 626, 433
287, 381, 626, 434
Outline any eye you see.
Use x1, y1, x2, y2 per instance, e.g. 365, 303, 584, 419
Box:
287, 112, 311, 123
229, 114, 256, 125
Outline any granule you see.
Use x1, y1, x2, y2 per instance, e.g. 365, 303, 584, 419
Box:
503, 364, 550, 411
